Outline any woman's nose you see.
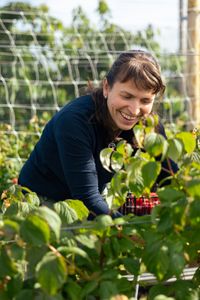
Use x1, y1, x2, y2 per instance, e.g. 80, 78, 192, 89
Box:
129, 102, 142, 116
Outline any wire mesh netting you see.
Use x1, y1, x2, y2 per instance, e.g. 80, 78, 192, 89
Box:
0, 2, 199, 191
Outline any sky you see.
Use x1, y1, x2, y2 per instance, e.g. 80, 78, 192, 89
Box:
0, 0, 186, 52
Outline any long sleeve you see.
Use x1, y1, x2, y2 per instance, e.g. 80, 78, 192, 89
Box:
54, 109, 111, 216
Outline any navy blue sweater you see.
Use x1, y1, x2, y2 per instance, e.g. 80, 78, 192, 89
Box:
18, 95, 178, 216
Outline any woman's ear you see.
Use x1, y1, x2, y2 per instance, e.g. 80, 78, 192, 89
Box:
102, 78, 109, 98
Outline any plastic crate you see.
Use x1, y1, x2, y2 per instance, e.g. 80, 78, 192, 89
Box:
119, 192, 160, 216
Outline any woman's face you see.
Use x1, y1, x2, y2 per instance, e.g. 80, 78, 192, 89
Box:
103, 79, 155, 131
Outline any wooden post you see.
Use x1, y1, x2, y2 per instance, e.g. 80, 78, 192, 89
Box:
179, 0, 184, 53
186, 0, 200, 127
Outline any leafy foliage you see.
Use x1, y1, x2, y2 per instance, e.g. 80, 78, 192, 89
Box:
0, 118, 200, 299
0, 1, 200, 298
0, 115, 47, 194
0, 0, 186, 128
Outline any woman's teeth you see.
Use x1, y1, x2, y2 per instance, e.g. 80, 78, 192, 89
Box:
120, 111, 137, 121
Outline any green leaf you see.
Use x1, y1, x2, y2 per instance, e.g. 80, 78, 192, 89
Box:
186, 179, 200, 198
142, 161, 161, 190
115, 277, 133, 294
122, 257, 140, 276
144, 133, 166, 157
168, 251, 185, 278
193, 267, 200, 286
143, 233, 169, 280
110, 236, 120, 256
3, 219, 20, 237
154, 295, 175, 300
157, 187, 185, 203
15, 289, 64, 300
128, 176, 144, 198
157, 209, 174, 232
100, 148, 113, 172
110, 170, 128, 200
191, 151, 200, 163
102, 241, 113, 258
64, 280, 82, 300
9, 243, 25, 261
189, 199, 200, 224
167, 138, 183, 162
116, 140, 133, 157
75, 234, 97, 249
161, 139, 169, 161
96, 214, 113, 230
18, 202, 36, 216
99, 281, 118, 299
66, 199, 89, 220
111, 151, 124, 172
148, 284, 170, 300
125, 142, 133, 157
98, 0, 110, 14
172, 280, 199, 300
100, 269, 118, 280
133, 124, 145, 148
54, 201, 78, 225
0, 247, 18, 277
35, 207, 61, 241
0, 290, 10, 300
127, 158, 145, 197
5, 274, 23, 299
118, 237, 135, 252
15, 290, 35, 300
146, 114, 159, 128
26, 245, 49, 278
25, 192, 40, 206
36, 252, 67, 295
176, 132, 196, 154
20, 215, 50, 246
80, 280, 98, 297
3, 202, 19, 216
57, 246, 92, 263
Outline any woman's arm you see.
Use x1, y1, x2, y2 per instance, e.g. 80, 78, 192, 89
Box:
54, 110, 121, 218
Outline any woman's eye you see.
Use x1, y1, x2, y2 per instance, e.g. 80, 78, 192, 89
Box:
142, 99, 153, 104
123, 95, 131, 99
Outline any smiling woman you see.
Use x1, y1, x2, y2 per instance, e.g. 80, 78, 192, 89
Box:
93, 50, 165, 141
18, 49, 178, 220
103, 80, 155, 131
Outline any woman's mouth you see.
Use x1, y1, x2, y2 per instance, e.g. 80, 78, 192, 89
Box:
120, 111, 139, 122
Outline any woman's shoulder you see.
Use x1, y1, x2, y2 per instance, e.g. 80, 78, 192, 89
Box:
50, 94, 98, 139
55, 94, 95, 123
63, 94, 94, 113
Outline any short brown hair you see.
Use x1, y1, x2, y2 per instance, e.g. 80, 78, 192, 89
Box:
91, 50, 165, 143
106, 50, 165, 96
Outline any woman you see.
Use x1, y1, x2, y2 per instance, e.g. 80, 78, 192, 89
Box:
18, 50, 178, 219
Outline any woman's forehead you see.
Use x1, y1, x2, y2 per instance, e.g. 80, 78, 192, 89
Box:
112, 80, 156, 95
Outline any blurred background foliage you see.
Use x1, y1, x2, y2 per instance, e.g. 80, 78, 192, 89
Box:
0, 1, 186, 127
0, 0, 188, 193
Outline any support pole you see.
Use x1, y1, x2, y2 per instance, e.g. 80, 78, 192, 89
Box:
179, 0, 184, 53
186, 0, 200, 127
